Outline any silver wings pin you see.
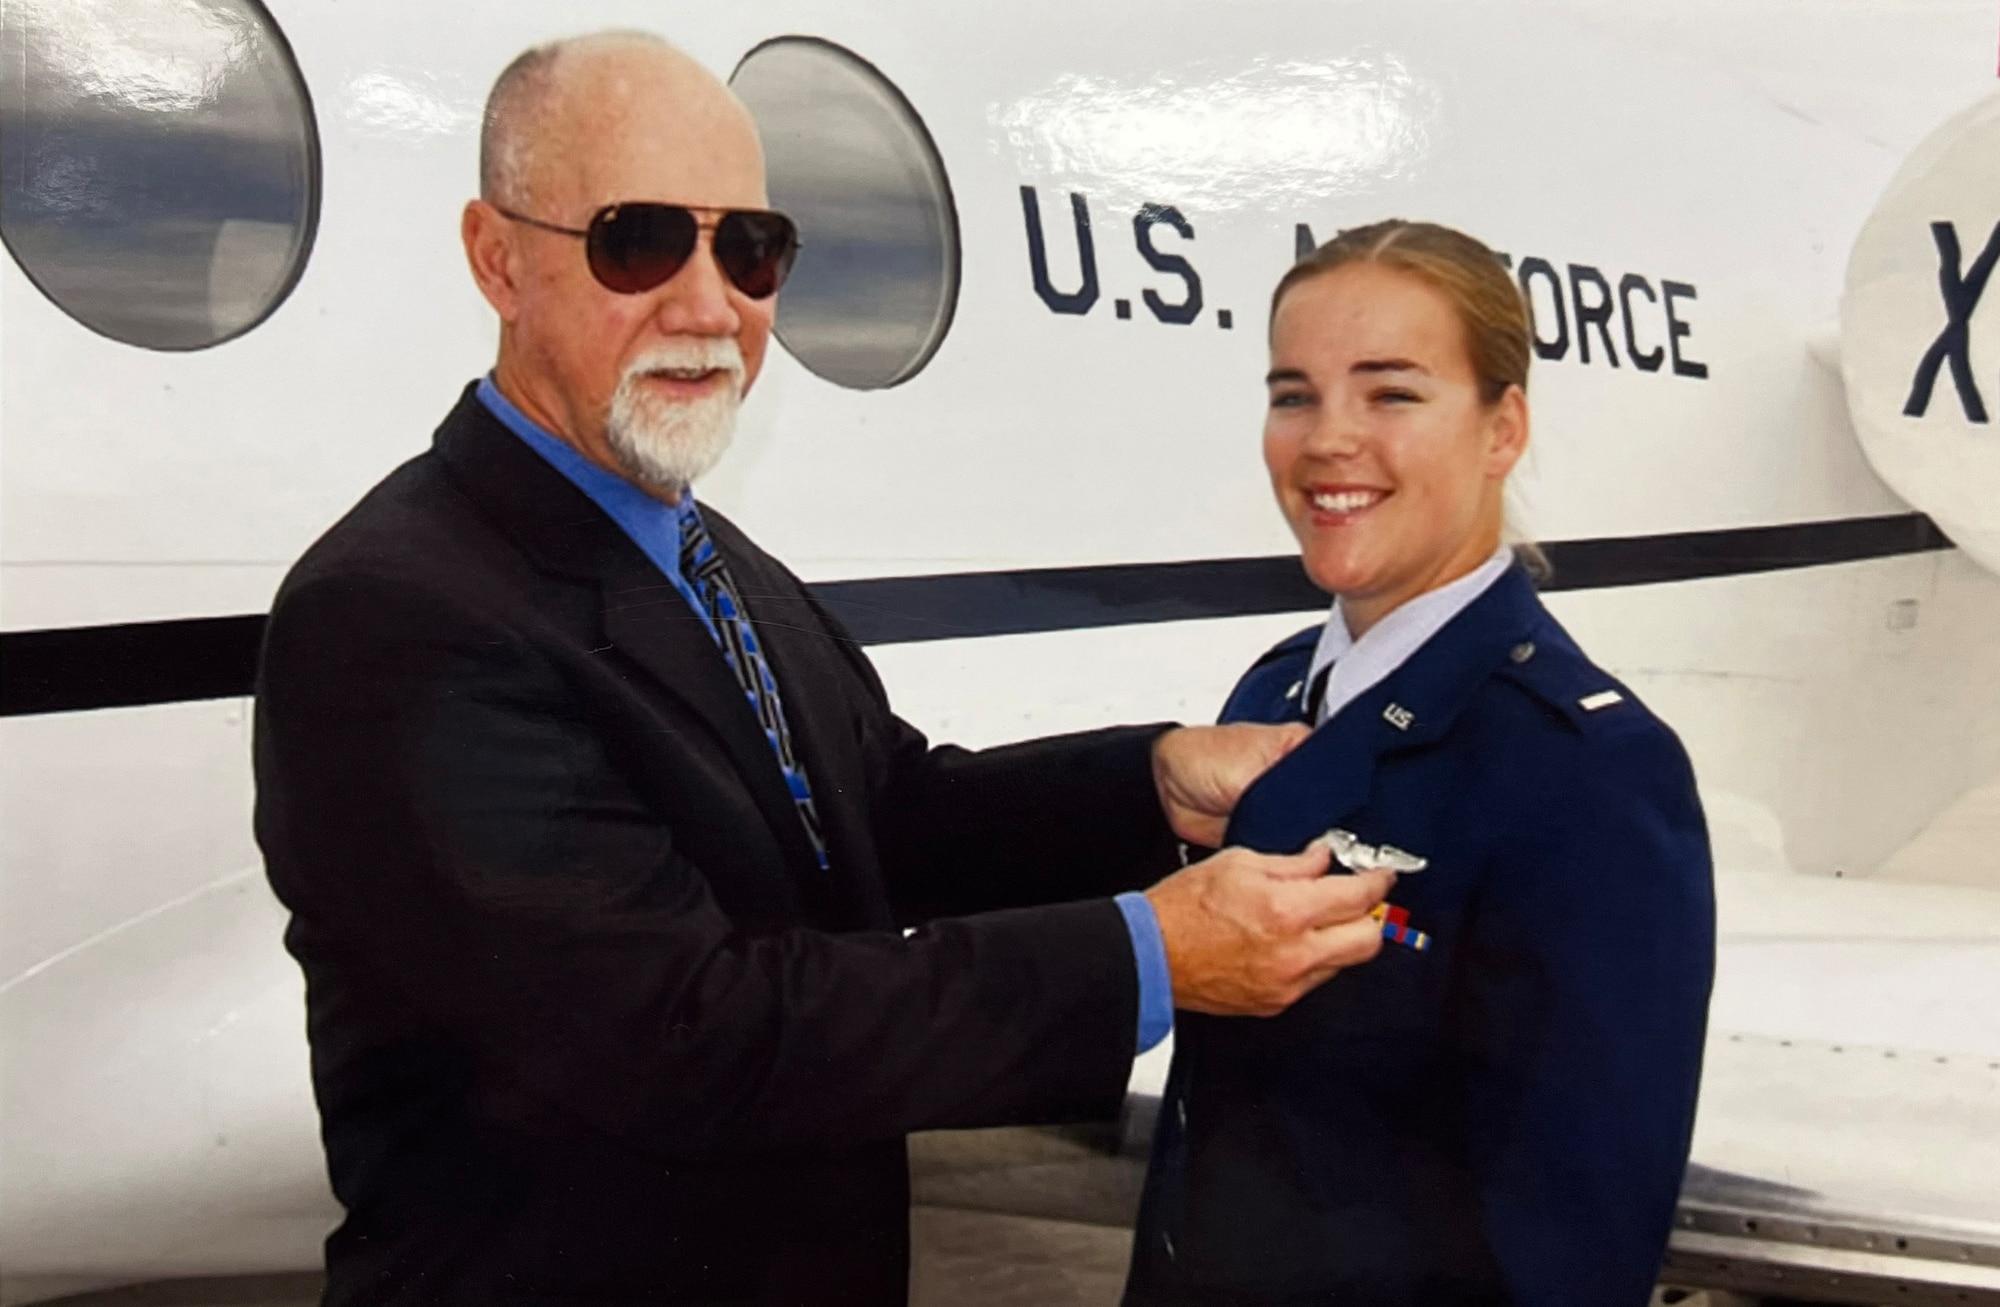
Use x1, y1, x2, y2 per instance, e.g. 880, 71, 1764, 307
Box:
1318, 828, 1428, 873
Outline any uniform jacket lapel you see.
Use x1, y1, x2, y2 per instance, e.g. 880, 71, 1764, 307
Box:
1225, 567, 1545, 856
432, 386, 823, 884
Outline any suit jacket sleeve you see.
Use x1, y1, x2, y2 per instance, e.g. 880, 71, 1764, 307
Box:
800, 593, 1183, 921
1455, 719, 1716, 1306
255, 570, 1141, 1159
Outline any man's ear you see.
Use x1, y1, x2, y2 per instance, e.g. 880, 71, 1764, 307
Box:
463, 200, 521, 322
1485, 384, 1530, 479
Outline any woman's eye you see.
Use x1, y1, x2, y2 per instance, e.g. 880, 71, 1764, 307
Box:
1269, 390, 1313, 409
1374, 388, 1421, 405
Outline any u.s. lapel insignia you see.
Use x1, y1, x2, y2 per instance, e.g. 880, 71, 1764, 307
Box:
1319, 827, 1428, 874
1382, 702, 1415, 731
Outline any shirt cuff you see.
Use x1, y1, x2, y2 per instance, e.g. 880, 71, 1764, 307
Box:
1114, 891, 1175, 1054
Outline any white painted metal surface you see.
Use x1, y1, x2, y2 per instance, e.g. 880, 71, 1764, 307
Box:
4, 1, 2000, 1301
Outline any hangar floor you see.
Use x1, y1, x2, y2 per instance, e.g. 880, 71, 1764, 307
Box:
908, 1121, 1142, 1306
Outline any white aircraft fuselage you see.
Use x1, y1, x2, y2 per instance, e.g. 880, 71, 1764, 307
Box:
4, 1, 2000, 1303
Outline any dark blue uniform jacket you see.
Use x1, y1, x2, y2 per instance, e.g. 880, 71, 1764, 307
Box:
1125, 566, 1715, 1307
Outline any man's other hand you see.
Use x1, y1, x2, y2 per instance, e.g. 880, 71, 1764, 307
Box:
1152, 723, 1311, 847
1145, 845, 1391, 1016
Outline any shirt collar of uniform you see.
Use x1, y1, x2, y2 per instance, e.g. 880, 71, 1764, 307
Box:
475, 374, 697, 582
1307, 545, 1516, 726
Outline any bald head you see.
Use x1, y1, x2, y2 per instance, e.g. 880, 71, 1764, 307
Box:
464, 31, 778, 503
479, 31, 763, 214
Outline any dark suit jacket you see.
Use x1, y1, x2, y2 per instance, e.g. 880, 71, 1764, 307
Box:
1125, 567, 1714, 1307
254, 385, 1179, 1306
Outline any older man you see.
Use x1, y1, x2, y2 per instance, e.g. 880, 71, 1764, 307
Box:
254, 31, 1389, 1307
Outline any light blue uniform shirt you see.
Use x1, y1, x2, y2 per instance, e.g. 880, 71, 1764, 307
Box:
475, 378, 1173, 1053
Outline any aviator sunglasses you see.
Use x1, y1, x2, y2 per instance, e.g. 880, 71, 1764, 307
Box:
493, 201, 801, 298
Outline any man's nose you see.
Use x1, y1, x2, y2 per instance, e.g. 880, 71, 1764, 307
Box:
650, 233, 741, 336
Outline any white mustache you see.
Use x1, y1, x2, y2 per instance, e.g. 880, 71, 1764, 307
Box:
620, 339, 745, 391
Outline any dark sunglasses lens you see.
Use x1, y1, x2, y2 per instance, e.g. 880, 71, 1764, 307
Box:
586, 204, 698, 293
714, 211, 800, 299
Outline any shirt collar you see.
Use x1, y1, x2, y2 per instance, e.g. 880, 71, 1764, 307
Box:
1307, 545, 1517, 725
474, 375, 697, 538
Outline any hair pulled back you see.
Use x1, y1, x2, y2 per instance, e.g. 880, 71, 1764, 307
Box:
1272, 219, 1530, 407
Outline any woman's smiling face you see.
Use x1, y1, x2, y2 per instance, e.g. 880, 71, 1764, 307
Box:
1264, 261, 1528, 636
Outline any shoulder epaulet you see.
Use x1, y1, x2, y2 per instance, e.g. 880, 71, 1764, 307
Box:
1492, 633, 1643, 734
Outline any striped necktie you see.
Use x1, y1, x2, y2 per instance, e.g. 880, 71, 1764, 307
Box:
677, 506, 830, 869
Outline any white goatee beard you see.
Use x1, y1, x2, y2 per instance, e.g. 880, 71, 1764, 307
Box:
604, 338, 746, 496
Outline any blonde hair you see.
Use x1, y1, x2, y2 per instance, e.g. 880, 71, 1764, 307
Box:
1273, 219, 1549, 579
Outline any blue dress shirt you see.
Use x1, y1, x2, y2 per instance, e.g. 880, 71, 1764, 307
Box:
475, 378, 1173, 1053
1116, 890, 1174, 1051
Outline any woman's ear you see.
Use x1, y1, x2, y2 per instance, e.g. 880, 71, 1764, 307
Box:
1484, 384, 1530, 480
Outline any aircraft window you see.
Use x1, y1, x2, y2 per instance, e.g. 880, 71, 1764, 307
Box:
0, 0, 319, 350
731, 37, 959, 390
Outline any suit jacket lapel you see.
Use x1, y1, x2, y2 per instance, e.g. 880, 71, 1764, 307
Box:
433, 386, 822, 883
698, 512, 888, 922
596, 548, 826, 882
1225, 567, 1544, 856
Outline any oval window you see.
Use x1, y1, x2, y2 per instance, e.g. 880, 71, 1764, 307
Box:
731, 38, 960, 390
0, 0, 320, 351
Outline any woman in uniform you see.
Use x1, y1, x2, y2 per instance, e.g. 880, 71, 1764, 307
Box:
1123, 220, 1715, 1307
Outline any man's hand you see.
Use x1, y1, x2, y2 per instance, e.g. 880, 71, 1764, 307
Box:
1145, 844, 1392, 1016
1152, 723, 1312, 847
